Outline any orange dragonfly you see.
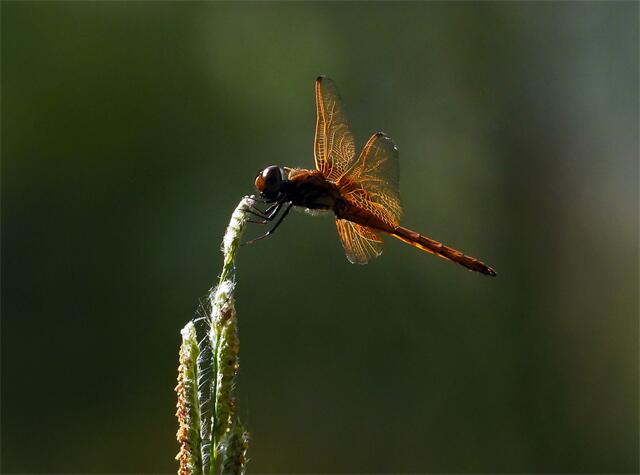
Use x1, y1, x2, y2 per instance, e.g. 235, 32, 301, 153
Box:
246, 76, 496, 276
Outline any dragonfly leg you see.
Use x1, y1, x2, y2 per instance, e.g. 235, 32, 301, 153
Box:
244, 202, 282, 222
245, 208, 269, 221
242, 202, 293, 246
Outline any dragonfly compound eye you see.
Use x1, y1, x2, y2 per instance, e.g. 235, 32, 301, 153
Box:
254, 173, 266, 193
255, 166, 283, 200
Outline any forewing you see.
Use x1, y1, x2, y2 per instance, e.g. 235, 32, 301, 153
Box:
314, 77, 357, 181
338, 132, 402, 226
335, 218, 383, 265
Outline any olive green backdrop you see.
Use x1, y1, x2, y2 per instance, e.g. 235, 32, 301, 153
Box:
3, 2, 638, 473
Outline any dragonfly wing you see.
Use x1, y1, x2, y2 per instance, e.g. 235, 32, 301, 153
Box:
335, 218, 383, 264
338, 132, 402, 227
314, 76, 357, 181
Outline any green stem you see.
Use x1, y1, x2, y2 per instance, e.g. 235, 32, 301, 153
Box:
208, 198, 251, 474
177, 197, 252, 475
176, 322, 203, 475
217, 198, 252, 286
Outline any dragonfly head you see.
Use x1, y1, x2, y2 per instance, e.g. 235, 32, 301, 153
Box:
254, 165, 285, 202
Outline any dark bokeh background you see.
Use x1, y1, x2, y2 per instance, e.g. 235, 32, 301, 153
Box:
2, 2, 638, 473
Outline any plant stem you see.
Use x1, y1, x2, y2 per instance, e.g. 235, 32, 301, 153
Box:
176, 321, 203, 475
177, 197, 252, 475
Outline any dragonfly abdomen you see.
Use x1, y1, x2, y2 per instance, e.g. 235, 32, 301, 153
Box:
333, 200, 495, 275
390, 226, 497, 276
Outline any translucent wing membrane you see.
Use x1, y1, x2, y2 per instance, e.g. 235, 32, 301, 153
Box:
338, 132, 402, 227
335, 219, 383, 265
312, 78, 494, 274
314, 77, 357, 181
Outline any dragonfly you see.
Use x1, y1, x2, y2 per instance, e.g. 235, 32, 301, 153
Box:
245, 76, 496, 276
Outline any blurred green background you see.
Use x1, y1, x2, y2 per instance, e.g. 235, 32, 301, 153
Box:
2, 2, 638, 473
